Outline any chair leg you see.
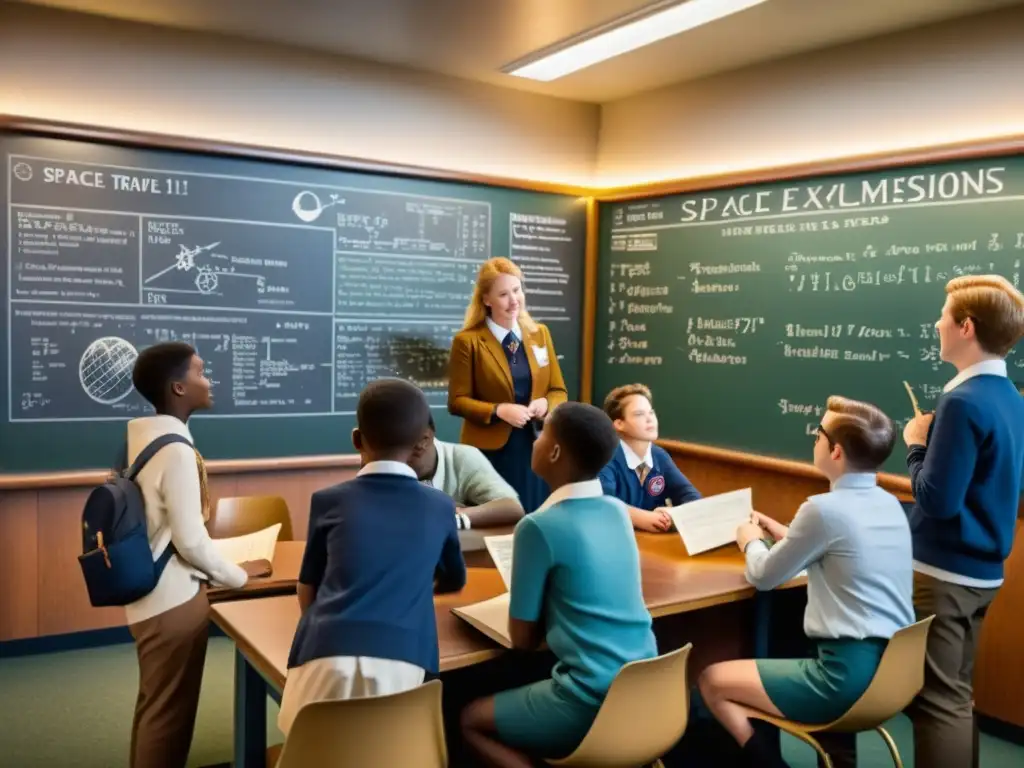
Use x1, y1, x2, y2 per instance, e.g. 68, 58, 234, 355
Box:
784, 731, 833, 768
875, 726, 903, 768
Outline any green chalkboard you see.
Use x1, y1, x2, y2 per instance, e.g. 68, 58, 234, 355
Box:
1, 127, 586, 473
594, 152, 1024, 475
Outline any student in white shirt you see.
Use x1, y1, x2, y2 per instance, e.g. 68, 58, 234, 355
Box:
125, 342, 268, 768
407, 415, 525, 529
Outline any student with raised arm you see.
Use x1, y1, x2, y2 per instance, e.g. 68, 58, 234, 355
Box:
126, 342, 268, 768
461, 402, 657, 768
407, 415, 525, 529
278, 378, 467, 736
698, 396, 914, 768
598, 384, 702, 533
900, 275, 1024, 768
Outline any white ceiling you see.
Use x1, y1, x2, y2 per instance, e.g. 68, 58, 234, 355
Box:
8, 0, 1023, 102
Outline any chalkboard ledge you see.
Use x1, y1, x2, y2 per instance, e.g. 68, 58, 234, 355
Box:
0, 454, 361, 491
659, 439, 913, 497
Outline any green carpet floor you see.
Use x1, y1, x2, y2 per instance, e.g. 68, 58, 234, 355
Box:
1, 637, 1021, 766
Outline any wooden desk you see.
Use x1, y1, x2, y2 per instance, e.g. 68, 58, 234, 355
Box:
211, 538, 802, 768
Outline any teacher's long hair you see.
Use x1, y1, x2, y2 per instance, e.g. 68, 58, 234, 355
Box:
461, 257, 538, 334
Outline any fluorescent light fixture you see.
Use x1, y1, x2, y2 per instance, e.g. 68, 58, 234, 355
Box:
504, 0, 769, 82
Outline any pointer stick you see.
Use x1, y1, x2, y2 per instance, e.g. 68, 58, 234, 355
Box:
903, 380, 922, 417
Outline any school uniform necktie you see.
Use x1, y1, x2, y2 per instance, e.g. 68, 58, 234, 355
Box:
504, 331, 520, 362
636, 462, 650, 485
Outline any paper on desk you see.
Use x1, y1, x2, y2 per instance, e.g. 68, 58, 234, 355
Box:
211, 523, 281, 564
667, 488, 753, 555
484, 534, 514, 591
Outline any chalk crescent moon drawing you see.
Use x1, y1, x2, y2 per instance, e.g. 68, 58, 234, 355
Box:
292, 191, 324, 223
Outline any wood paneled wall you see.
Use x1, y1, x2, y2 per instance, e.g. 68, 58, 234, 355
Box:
0, 462, 358, 643
1, 443, 1021, 731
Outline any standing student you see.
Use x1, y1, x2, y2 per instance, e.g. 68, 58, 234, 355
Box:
901, 275, 1024, 768
447, 257, 568, 513
126, 342, 268, 768
698, 396, 914, 768
599, 383, 702, 533
278, 378, 467, 735
408, 414, 525, 528
461, 402, 657, 767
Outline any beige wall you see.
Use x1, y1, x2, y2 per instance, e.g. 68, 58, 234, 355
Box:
0, 4, 599, 186
597, 6, 1024, 187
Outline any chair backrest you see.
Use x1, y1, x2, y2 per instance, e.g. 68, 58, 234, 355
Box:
549, 643, 692, 767
828, 616, 935, 732
275, 679, 447, 768
208, 495, 293, 541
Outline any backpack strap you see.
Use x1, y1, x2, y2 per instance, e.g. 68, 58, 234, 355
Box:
124, 433, 196, 581
125, 434, 194, 481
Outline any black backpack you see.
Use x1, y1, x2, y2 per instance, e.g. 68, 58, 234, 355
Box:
78, 434, 193, 607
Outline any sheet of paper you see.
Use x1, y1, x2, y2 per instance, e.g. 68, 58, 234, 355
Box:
667, 488, 753, 555
210, 523, 281, 564
484, 534, 514, 590
452, 592, 512, 648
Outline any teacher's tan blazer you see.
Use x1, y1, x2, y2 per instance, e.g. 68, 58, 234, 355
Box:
447, 323, 567, 451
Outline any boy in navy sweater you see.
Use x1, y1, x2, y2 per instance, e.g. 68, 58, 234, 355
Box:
901, 275, 1024, 768
598, 383, 702, 532
277, 378, 467, 735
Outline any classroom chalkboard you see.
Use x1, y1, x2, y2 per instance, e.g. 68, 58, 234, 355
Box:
1, 128, 586, 472
594, 152, 1024, 476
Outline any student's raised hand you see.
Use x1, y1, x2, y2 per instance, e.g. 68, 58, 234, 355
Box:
902, 412, 934, 447
496, 403, 532, 428
240, 559, 273, 579
527, 398, 549, 419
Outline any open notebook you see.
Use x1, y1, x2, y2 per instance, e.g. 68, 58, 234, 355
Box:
450, 533, 515, 647
189, 523, 281, 583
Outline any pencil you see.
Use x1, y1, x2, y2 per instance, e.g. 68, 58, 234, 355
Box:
903, 380, 922, 417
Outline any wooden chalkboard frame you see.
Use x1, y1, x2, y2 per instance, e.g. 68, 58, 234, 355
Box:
592, 132, 1024, 492
0, 115, 599, 488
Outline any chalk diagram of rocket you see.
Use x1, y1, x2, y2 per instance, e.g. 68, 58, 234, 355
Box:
143, 242, 267, 296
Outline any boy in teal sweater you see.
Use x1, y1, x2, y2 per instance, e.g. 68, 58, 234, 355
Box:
460, 402, 657, 767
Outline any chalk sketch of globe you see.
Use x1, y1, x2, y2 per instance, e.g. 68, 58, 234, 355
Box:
80, 337, 138, 405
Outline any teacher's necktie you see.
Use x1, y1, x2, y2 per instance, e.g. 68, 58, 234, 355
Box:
504, 331, 519, 362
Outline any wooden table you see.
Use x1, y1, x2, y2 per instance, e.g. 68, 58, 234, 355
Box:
211, 533, 804, 767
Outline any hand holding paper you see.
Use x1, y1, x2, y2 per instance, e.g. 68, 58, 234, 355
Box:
666, 488, 754, 555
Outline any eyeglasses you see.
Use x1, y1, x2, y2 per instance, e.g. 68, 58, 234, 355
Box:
815, 423, 836, 449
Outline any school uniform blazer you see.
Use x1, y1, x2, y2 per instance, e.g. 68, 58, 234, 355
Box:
447, 322, 567, 451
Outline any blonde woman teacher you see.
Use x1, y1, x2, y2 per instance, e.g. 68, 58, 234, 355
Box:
448, 257, 567, 512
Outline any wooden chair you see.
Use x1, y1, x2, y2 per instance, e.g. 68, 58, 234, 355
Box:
273, 679, 447, 768
739, 616, 935, 768
207, 495, 294, 541
546, 643, 692, 768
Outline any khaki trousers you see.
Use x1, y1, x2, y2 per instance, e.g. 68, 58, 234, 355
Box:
128, 587, 210, 768
906, 572, 998, 768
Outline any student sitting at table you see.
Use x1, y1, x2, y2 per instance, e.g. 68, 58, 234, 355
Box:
598, 383, 702, 533
697, 396, 914, 767
408, 414, 525, 529
461, 402, 658, 767
277, 378, 467, 735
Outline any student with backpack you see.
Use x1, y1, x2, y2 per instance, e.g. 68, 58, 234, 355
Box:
117, 342, 268, 768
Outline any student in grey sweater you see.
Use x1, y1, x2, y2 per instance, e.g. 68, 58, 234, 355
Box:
698, 396, 914, 768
